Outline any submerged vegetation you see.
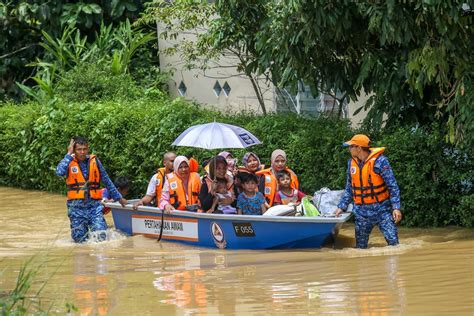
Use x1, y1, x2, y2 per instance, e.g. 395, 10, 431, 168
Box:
1, 257, 77, 315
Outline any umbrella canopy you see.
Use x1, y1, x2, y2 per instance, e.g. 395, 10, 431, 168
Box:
172, 122, 261, 149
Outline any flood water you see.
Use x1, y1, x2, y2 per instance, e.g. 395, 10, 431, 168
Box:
0, 186, 473, 315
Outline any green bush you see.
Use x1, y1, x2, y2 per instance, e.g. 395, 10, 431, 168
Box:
378, 126, 473, 227
56, 63, 146, 102
0, 78, 471, 227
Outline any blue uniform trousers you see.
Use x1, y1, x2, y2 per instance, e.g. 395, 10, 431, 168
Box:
354, 202, 399, 249
67, 200, 107, 243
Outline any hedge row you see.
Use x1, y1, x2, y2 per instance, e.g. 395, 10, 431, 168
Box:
0, 97, 472, 227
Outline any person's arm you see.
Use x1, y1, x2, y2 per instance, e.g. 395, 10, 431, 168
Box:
273, 193, 282, 206
95, 158, 127, 206
133, 175, 157, 210
259, 193, 267, 214
236, 194, 243, 215
258, 175, 265, 195
198, 180, 214, 211
295, 190, 306, 205
158, 179, 174, 212
208, 196, 218, 213
335, 160, 353, 217
56, 139, 75, 177
376, 156, 402, 223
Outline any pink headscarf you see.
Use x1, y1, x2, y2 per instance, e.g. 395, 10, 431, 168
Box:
271, 149, 286, 165
218, 151, 232, 159
218, 151, 236, 170
173, 156, 189, 178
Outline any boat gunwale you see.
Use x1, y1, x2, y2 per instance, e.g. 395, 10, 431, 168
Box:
105, 200, 352, 223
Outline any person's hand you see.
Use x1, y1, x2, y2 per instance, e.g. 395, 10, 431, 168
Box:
164, 204, 174, 213
210, 181, 217, 195
119, 198, 128, 207
67, 138, 75, 155
219, 196, 233, 206
207, 209, 214, 214
133, 200, 143, 210
393, 209, 402, 223
335, 208, 344, 217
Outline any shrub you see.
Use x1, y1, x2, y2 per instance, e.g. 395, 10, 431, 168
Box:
56, 63, 144, 102
0, 94, 471, 227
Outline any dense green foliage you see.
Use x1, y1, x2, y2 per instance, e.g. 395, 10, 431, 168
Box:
0, 0, 151, 101
0, 67, 472, 227
209, 0, 473, 148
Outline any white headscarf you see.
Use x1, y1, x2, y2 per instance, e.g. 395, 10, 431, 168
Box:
173, 156, 189, 178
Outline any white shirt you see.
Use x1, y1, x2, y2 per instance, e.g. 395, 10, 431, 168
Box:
145, 174, 159, 197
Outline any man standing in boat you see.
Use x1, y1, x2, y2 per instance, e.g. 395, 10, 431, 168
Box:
335, 134, 402, 249
132, 151, 176, 210
56, 137, 127, 243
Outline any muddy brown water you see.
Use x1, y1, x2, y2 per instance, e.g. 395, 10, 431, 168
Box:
0, 187, 473, 315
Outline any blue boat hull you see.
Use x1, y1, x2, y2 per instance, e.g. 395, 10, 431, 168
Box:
108, 202, 351, 249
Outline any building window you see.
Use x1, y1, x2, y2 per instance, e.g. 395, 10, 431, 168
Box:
223, 81, 231, 97
213, 81, 222, 96
178, 81, 187, 96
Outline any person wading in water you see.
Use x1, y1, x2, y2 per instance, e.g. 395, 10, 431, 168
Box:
56, 137, 127, 243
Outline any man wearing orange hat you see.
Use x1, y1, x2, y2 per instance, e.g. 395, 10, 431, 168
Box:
335, 134, 402, 248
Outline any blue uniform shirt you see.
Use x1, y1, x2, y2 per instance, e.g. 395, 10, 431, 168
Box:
337, 154, 401, 211
56, 154, 122, 206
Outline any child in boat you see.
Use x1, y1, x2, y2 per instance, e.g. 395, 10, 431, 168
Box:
209, 178, 236, 214
273, 170, 305, 206
101, 176, 131, 214
237, 173, 267, 215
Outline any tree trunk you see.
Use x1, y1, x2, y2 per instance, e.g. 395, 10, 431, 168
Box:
248, 75, 267, 115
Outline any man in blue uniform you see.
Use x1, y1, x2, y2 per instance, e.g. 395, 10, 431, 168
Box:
335, 134, 402, 248
56, 137, 127, 243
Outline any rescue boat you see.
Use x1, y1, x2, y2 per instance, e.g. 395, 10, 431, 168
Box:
106, 200, 351, 249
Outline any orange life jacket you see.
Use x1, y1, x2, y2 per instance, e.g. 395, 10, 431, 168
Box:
167, 172, 201, 210
66, 155, 101, 200
188, 158, 199, 173
350, 147, 390, 205
155, 167, 167, 207
256, 167, 299, 206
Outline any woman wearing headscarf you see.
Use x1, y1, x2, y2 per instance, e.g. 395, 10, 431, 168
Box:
198, 155, 234, 212
256, 149, 300, 207
159, 156, 201, 212
234, 152, 263, 195
218, 151, 237, 178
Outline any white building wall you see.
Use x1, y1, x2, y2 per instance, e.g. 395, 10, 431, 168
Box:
158, 27, 370, 123
158, 31, 275, 114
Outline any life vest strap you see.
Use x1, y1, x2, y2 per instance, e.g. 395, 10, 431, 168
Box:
352, 183, 386, 190
353, 187, 388, 198
67, 183, 86, 191
88, 181, 100, 190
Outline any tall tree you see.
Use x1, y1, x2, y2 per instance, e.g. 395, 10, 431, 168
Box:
212, 0, 473, 148
140, 0, 273, 114
0, 0, 148, 101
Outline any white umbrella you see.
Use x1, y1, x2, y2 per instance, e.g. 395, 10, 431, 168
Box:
172, 122, 261, 149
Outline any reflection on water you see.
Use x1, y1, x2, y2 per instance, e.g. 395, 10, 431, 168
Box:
1, 187, 473, 315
